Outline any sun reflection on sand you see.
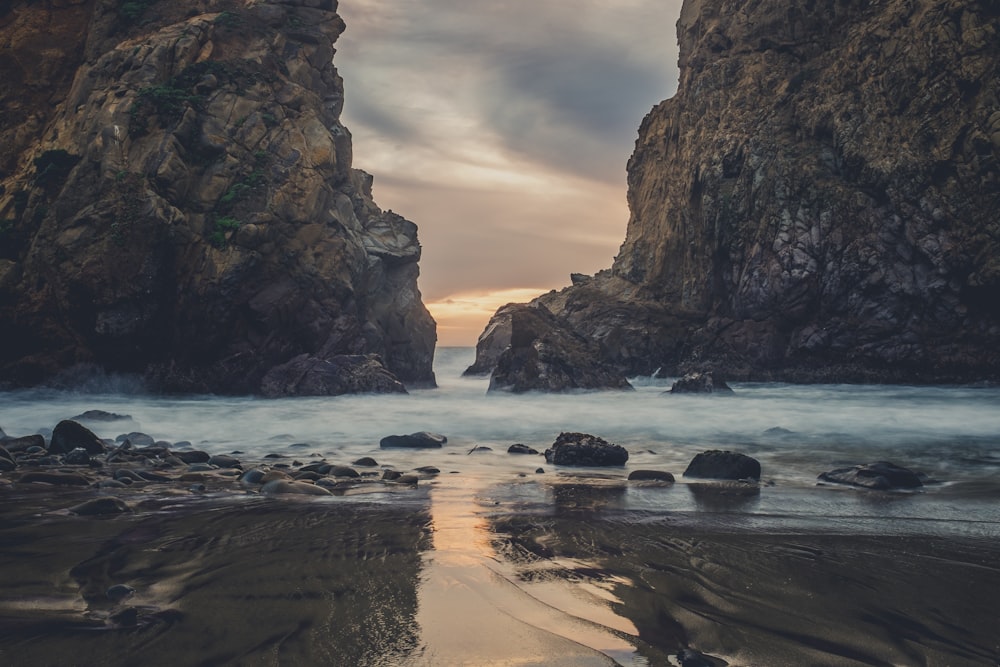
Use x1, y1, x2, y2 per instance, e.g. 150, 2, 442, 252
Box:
406, 476, 646, 666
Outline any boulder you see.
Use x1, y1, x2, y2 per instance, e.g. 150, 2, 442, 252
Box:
818, 461, 924, 490
628, 470, 675, 482
669, 372, 733, 394
49, 420, 105, 455
260, 354, 407, 397
1, 434, 45, 452
683, 450, 760, 481
380, 432, 447, 449
473, 303, 632, 393
544, 432, 629, 467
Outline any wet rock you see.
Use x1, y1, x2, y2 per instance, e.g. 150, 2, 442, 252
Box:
293, 471, 324, 482
113, 469, 143, 483
328, 465, 359, 478
261, 480, 332, 496
544, 432, 629, 467
136, 470, 172, 482
628, 470, 675, 482
208, 454, 242, 469
0, 457, 15, 472
683, 450, 761, 481
669, 372, 733, 394
49, 420, 105, 455
117, 432, 155, 447
69, 497, 132, 516
352, 456, 378, 467
106, 585, 136, 603
818, 461, 924, 490
394, 474, 419, 485
18, 471, 91, 486
414, 466, 440, 475
63, 447, 92, 465
382, 470, 403, 481
1, 434, 45, 452
239, 469, 267, 485
96, 479, 128, 490
677, 648, 723, 667
71, 410, 131, 422
380, 432, 447, 449
507, 444, 539, 455
260, 354, 408, 398
469, 446, 493, 453
174, 450, 211, 464
110, 607, 139, 627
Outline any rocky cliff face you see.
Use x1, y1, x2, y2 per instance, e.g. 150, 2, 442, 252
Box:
0, 0, 436, 394
474, 0, 1000, 383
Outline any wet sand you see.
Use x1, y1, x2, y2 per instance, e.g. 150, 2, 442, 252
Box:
2, 475, 999, 667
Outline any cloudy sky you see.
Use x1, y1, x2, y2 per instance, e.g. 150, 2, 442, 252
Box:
335, 1, 685, 345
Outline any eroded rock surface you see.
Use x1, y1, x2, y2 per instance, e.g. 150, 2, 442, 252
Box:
0, 0, 435, 394
470, 0, 1000, 383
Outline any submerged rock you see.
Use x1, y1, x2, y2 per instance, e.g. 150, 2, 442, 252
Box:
544, 432, 629, 467
380, 432, 447, 449
669, 372, 733, 394
818, 462, 924, 490
683, 450, 761, 481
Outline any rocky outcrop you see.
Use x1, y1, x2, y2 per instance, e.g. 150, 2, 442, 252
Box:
467, 302, 632, 392
0, 0, 435, 394
471, 0, 1000, 383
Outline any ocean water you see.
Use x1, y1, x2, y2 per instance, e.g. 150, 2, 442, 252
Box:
2, 347, 999, 533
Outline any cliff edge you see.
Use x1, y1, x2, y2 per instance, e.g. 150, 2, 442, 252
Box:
472, 0, 1000, 383
0, 0, 436, 394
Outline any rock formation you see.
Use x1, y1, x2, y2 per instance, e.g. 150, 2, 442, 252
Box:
472, 0, 1000, 384
0, 0, 436, 394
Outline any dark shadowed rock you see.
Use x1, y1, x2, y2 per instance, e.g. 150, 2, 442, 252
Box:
50, 420, 105, 455
507, 444, 539, 455
208, 454, 242, 469
628, 470, 675, 482
818, 461, 924, 490
328, 465, 360, 478
174, 450, 211, 464
63, 448, 92, 465
119, 432, 155, 447
261, 354, 408, 397
352, 457, 378, 467
380, 432, 447, 449
69, 497, 132, 516
684, 450, 761, 481
669, 372, 734, 394
0, 434, 46, 453
544, 432, 629, 467
473, 303, 632, 393
106, 584, 136, 603
71, 410, 132, 422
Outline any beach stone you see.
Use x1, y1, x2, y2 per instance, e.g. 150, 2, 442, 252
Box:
469, 446, 493, 453
69, 497, 132, 516
394, 474, 419, 485
677, 648, 718, 667
508, 444, 539, 455
353, 456, 378, 467
18, 471, 91, 486
380, 432, 447, 449
71, 410, 131, 422
414, 466, 440, 475
544, 432, 629, 467
261, 479, 332, 496
684, 450, 761, 481
63, 447, 92, 465
106, 584, 136, 603
240, 469, 267, 485
669, 372, 734, 394
114, 469, 144, 482
628, 470, 675, 482
136, 470, 172, 482
209, 454, 242, 469
174, 450, 211, 464
382, 470, 402, 481
293, 471, 324, 482
110, 607, 139, 627
0, 457, 14, 472
50, 420, 106, 455
818, 461, 924, 490
2, 434, 46, 452
536, 468, 545, 473
118, 432, 155, 447
328, 465, 359, 478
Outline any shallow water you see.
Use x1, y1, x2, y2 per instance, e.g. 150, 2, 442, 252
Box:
2, 348, 1000, 666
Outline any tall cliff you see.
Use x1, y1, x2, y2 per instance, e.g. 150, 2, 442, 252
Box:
0, 0, 436, 394
475, 0, 1000, 383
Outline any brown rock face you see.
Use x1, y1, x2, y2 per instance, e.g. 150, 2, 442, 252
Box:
473, 0, 1000, 383
0, 0, 436, 394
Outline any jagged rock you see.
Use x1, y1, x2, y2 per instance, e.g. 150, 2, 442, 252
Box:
260, 354, 407, 397
684, 450, 761, 481
669, 372, 733, 394
0, 0, 435, 395
49, 420, 105, 455
380, 432, 447, 449
818, 461, 924, 490
544, 432, 629, 467
470, 303, 632, 393
472, 0, 1000, 384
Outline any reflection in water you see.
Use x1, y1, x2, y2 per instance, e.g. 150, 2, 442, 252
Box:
686, 482, 761, 512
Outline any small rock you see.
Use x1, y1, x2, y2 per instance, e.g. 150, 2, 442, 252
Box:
106, 584, 136, 602
468, 446, 493, 453
328, 465, 359, 478
118, 432, 155, 447
669, 372, 734, 394
394, 474, 419, 485
209, 454, 242, 469
63, 447, 92, 465
507, 444, 539, 455
543, 432, 628, 467
18, 471, 91, 486
413, 466, 440, 475
261, 479, 332, 496
382, 470, 403, 481
110, 606, 138, 627
69, 497, 132, 516
535, 467, 545, 474
683, 450, 760, 481
628, 470, 675, 482
380, 432, 447, 449
352, 456, 378, 467
174, 450, 211, 464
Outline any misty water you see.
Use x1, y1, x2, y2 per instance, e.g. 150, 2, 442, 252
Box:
2, 347, 999, 534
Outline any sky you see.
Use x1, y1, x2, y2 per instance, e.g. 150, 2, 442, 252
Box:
335, 1, 685, 345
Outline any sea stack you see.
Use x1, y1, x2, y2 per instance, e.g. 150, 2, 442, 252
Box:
469, 0, 1000, 385
0, 0, 435, 395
